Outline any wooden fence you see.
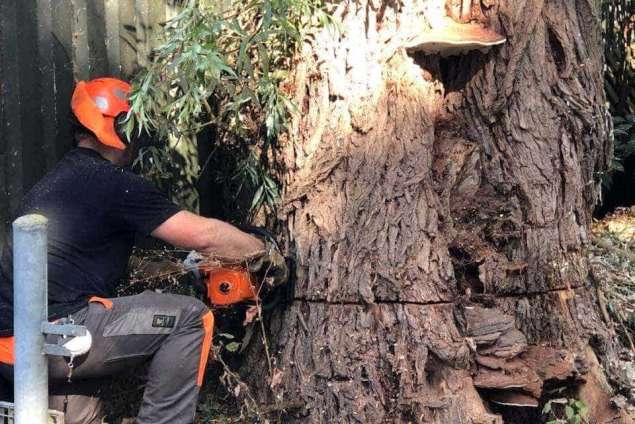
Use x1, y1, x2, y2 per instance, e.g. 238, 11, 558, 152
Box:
0, 0, 176, 236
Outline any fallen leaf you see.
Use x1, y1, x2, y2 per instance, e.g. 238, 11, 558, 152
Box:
269, 367, 283, 390
225, 342, 241, 352
218, 332, 235, 339
243, 304, 261, 326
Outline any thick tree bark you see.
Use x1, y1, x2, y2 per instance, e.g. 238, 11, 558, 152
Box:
243, 1, 630, 422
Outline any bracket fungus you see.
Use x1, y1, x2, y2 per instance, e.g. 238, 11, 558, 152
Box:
407, 19, 506, 56
489, 391, 540, 408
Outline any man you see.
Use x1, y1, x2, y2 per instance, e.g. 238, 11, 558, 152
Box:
0, 78, 274, 423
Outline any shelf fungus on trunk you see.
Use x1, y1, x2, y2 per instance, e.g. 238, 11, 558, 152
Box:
489, 391, 540, 408
406, 19, 506, 56
460, 305, 585, 409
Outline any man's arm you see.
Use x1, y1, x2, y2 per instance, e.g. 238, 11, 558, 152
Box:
151, 211, 264, 259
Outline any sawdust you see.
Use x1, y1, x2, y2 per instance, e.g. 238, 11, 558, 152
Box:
593, 206, 635, 242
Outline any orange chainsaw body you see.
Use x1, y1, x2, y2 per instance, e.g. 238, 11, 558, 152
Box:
204, 267, 257, 306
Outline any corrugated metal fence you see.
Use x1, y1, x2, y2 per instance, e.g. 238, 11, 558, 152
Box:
0, 0, 176, 237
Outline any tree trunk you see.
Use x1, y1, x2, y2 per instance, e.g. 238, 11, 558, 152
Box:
243, 1, 629, 422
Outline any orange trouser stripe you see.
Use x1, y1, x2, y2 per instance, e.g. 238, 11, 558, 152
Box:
197, 311, 214, 386
0, 337, 14, 365
89, 296, 113, 309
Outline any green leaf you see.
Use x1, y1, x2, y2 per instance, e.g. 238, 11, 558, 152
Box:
225, 342, 241, 352
543, 402, 552, 414
612, 160, 624, 172
251, 185, 265, 212
615, 123, 633, 132
262, 1, 273, 28
565, 405, 574, 419
263, 174, 277, 190
614, 128, 629, 136
218, 333, 235, 339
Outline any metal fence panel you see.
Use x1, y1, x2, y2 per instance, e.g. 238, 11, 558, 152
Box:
0, 401, 65, 424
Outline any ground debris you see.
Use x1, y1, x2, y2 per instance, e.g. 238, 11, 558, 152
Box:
590, 207, 635, 402
590, 207, 635, 351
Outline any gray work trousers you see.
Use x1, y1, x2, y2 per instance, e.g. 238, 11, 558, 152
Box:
0, 291, 213, 424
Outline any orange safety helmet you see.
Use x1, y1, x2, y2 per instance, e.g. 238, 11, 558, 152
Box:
71, 78, 132, 150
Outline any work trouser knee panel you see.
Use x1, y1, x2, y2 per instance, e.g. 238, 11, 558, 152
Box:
124, 291, 209, 328
140, 291, 208, 321
103, 309, 183, 337
90, 292, 208, 336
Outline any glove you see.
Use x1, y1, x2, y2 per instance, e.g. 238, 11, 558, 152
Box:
183, 250, 205, 282
183, 251, 208, 295
247, 241, 289, 288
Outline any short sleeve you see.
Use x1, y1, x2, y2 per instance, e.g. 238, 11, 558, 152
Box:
108, 168, 182, 236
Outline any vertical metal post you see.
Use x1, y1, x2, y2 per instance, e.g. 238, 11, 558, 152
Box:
13, 214, 49, 424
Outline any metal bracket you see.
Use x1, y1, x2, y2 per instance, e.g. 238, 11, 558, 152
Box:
41, 322, 87, 337
41, 322, 88, 357
42, 344, 73, 357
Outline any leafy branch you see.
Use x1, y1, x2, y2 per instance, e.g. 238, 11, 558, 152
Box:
604, 114, 635, 188
601, 1, 635, 190
125, 0, 333, 215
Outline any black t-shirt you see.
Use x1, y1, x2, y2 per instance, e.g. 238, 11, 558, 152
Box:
0, 147, 181, 335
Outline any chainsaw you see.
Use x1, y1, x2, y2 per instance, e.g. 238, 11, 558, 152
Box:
183, 228, 290, 310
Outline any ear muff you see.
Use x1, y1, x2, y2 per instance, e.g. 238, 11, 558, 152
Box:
114, 113, 132, 146
115, 113, 159, 148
